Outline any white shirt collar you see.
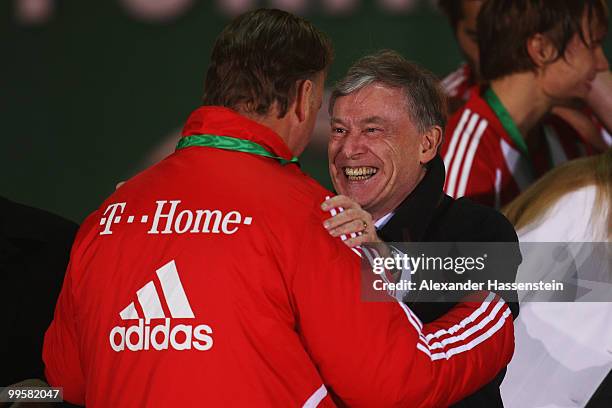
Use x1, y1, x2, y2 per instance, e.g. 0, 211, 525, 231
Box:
374, 212, 395, 230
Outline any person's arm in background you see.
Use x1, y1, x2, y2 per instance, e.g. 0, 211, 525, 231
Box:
292, 207, 515, 407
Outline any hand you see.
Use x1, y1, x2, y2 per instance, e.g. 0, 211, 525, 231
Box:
321, 195, 382, 248
586, 70, 612, 137
550, 106, 607, 151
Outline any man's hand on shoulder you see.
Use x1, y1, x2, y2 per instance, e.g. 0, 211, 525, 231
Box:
321, 195, 381, 248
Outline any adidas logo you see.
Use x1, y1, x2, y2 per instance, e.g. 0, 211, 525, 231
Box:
109, 260, 214, 352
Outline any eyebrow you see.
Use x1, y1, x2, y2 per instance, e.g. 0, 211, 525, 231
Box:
360, 116, 387, 125
330, 116, 389, 126
330, 117, 347, 126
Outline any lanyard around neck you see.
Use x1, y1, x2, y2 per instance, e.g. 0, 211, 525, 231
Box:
176, 134, 299, 165
483, 87, 530, 158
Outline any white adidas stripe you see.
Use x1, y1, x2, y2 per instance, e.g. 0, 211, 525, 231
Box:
397, 292, 510, 361
303, 384, 328, 408
456, 118, 488, 198
443, 109, 471, 182
443, 74, 467, 97
405, 305, 423, 331
494, 169, 502, 209
417, 342, 432, 357
427, 298, 504, 350
398, 302, 429, 347
440, 71, 460, 88
119, 302, 139, 320
137, 281, 165, 319
446, 112, 480, 197
429, 308, 511, 360
425, 292, 495, 341
156, 260, 194, 319
440, 67, 465, 89
118, 259, 195, 320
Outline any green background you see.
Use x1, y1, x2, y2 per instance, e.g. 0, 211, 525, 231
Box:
2, 0, 611, 223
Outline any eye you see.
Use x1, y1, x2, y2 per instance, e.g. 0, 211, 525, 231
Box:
332, 127, 347, 135
365, 127, 382, 134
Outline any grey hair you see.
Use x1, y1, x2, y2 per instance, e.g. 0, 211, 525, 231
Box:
329, 50, 447, 133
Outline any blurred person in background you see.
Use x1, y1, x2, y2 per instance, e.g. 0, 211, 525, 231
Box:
438, 0, 611, 150
500, 150, 612, 407
43, 8, 516, 407
1, 197, 77, 387
441, 0, 609, 209
438, 0, 484, 112
322, 50, 520, 408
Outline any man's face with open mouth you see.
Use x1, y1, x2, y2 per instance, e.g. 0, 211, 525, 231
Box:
328, 83, 425, 221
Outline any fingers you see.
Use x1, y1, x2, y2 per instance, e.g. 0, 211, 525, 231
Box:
327, 219, 366, 238
343, 231, 381, 248
321, 195, 358, 212
323, 208, 364, 231
321, 194, 381, 247
344, 235, 368, 248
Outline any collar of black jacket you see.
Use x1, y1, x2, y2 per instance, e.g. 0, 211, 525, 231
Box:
377, 155, 446, 242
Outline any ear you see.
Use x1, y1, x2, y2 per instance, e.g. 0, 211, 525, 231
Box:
293, 79, 314, 123
527, 33, 558, 68
419, 125, 443, 164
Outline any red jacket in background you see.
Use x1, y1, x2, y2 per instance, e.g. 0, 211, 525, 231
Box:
44, 106, 514, 407
441, 86, 595, 209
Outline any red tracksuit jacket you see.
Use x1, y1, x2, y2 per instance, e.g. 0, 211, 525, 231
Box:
44, 106, 514, 407
441, 86, 595, 209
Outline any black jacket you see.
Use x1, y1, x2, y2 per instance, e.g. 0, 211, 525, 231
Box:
378, 156, 520, 407
0, 197, 78, 386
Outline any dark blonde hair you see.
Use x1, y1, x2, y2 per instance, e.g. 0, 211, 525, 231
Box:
503, 150, 612, 238
202, 9, 333, 118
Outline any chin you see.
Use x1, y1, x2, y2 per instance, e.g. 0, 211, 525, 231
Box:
345, 182, 381, 208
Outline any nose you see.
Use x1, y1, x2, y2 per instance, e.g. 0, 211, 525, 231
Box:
594, 46, 609, 72
340, 132, 368, 159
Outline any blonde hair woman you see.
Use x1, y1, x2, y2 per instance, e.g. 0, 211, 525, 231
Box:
504, 149, 611, 241
500, 150, 612, 407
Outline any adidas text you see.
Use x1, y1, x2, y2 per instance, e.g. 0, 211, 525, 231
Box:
109, 318, 213, 352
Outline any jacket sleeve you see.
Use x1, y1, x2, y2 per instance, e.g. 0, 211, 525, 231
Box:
441, 111, 497, 207
42, 256, 86, 405
291, 216, 515, 407
41, 212, 103, 406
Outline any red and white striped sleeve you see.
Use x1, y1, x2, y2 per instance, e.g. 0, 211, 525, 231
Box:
441, 64, 471, 99
293, 214, 515, 407
442, 108, 497, 207
412, 293, 514, 406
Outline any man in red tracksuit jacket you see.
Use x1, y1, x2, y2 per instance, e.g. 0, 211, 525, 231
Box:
43, 9, 515, 407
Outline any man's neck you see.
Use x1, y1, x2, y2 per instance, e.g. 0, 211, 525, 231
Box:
239, 107, 295, 154
369, 167, 427, 223
490, 73, 552, 137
